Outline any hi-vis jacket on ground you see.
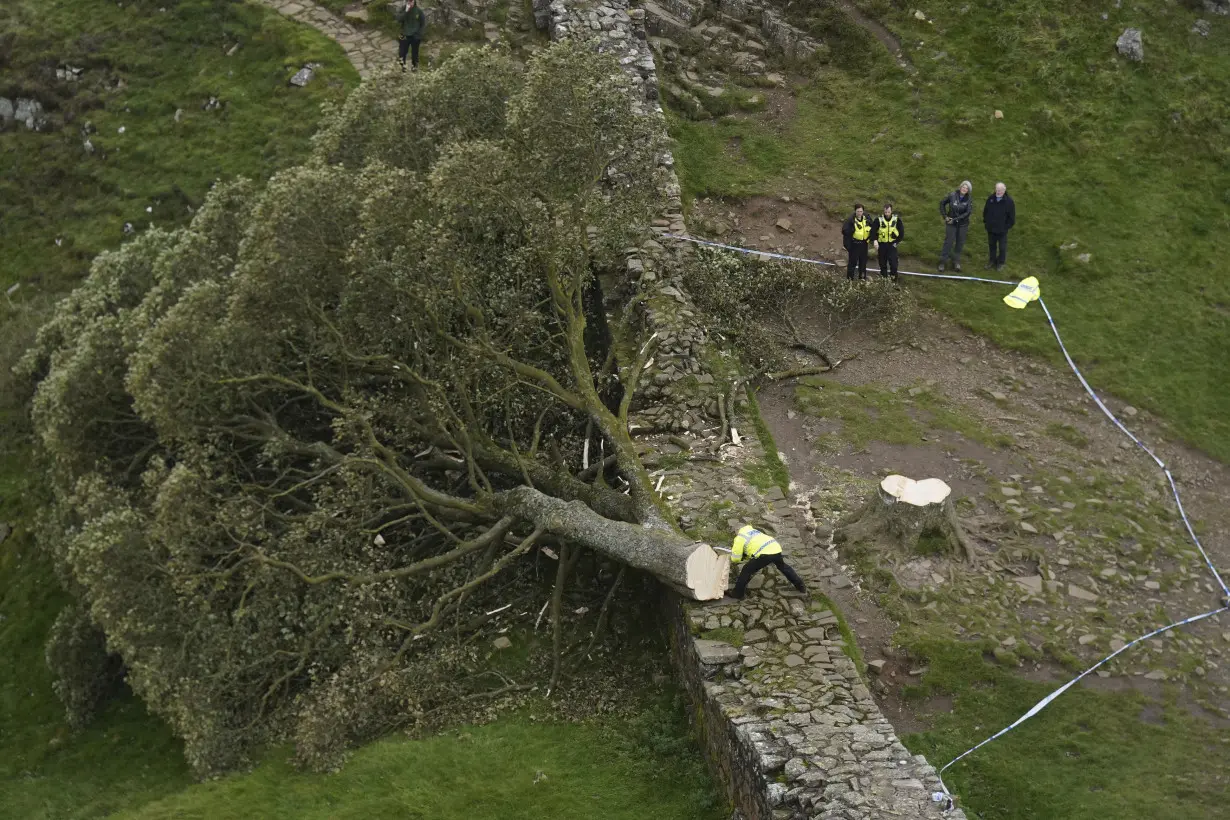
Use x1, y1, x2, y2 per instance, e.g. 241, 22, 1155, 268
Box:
731, 525, 783, 563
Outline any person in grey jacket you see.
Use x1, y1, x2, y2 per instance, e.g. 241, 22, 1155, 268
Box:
937, 180, 973, 272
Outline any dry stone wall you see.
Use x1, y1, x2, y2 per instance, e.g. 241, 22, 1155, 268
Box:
546, 2, 963, 817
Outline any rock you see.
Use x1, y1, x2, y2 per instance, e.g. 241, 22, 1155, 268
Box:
83, 138, 94, 154
1144, 670, 1166, 680
492, 636, 512, 649
1075, 253, 1092, 264
784, 653, 805, 667
1116, 28, 1144, 62
13, 98, 46, 130
913, 9, 927, 20
1122, 405, 1138, 417
784, 757, 808, 780
831, 575, 853, 589
1204, 0, 1227, 16
290, 64, 321, 87
1067, 583, 1098, 602
695, 638, 740, 665
993, 109, 1003, 119
1192, 19, 1211, 36
985, 389, 1009, 401
1078, 634, 1096, 646
0, 522, 10, 546
174, 108, 184, 122
867, 659, 887, 674
992, 647, 1020, 666
345, 7, 369, 22
744, 628, 769, 642
1019, 521, 1038, 534
1000, 486, 1021, 497
0, 97, 13, 123
1143, 580, 1160, 591
1110, 639, 1126, 652
764, 486, 785, 501
1016, 575, 1043, 595
775, 217, 792, 232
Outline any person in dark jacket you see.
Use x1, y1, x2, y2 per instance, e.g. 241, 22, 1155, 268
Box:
937, 180, 972, 272
982, 182, 1016, 271
395, 0, 426, 71
872, 202, 904, 282
842, 203, 872, 280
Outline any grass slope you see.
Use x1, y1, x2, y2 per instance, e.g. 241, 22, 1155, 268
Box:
902, 640, 1228, 819
118, 709, 721, 820
667, 0, 1230, 461
0, 0, 356, 296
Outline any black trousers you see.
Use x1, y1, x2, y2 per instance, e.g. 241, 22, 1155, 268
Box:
733, 554, 806, 598
846, 241, 869, 280
988, 231, 1008, 266
877, 243, 899, 280
398, 36, 421, 68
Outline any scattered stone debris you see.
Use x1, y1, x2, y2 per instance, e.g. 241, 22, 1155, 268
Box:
289, 63, 323, 88
1192, 19, 1211, 36
202, 96, 224, 111
0, 97, 48, 131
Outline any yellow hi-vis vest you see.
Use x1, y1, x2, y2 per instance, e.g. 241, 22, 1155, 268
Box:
876, 215, 899, 243
731, 525, 782, 564
852, 216, 871, 242
1003, 276, 1041, 309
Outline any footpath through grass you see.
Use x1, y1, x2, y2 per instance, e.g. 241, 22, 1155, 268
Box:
901, 640, 1228, 819
667, 0, 1230, 461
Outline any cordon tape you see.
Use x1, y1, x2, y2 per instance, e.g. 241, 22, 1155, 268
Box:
661, 231, 1230, 812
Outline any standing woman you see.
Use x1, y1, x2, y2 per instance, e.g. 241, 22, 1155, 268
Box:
396, 0, 426, 72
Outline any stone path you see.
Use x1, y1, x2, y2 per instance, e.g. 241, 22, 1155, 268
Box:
252, 0, 395, 79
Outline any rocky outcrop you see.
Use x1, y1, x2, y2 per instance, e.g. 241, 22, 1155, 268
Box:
0, 97, 47, 131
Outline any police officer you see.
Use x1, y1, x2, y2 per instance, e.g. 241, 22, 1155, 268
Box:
872, 202, 904, 282
841, 203, 872, 280
729, 524, 808, 600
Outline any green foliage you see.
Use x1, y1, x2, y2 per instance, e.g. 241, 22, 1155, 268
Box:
1045, 422, 1089, 448
741, 388, 790, 495
901, 639, 1226, 819
666, 0, 1230, 461
22, 42, 665, 778
44, 604, 124, 730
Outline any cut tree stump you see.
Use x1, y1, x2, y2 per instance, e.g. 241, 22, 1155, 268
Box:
837, 474, 978, 563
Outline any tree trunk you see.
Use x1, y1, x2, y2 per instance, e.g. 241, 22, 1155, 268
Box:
499, 486, 729, 600
837, 475, 977, 562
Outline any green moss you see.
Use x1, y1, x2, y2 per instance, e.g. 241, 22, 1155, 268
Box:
1045, 422, 1090, 448
700, 627, 745, 647
742, 387, 790, 494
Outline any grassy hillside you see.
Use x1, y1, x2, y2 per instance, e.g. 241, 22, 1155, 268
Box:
0, 0, 356, 297
667, 0, 1230, 461
116, 710, 720, 820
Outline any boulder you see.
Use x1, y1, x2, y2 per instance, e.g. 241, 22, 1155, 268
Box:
1116, 28, 1143, 62
694, 638, 740, 665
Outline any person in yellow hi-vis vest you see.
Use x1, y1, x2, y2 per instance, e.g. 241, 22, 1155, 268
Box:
841, 203, 872, 281
729, 525, 808, 600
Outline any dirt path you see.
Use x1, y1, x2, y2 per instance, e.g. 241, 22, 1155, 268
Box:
750, 299, 1230, 727
252, 0, 396, 79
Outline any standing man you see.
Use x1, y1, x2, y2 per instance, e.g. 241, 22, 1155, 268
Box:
396, 0, 426, 72
937, 180, 973, 272
842, 203, 872, 281
982, 181, 1016, 271
729, 525, 808, 600
872, 202, 904, 282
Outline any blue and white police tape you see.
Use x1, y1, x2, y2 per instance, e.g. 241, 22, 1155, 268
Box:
659, 231, 1230, 811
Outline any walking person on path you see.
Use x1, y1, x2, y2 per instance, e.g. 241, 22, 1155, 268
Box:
937, 180, 973, 272
395, 0, 426, 71
982, 181, 1016, 271
842, 203, 872, 281
872, 202, 904, 282
728, 525, 808, 600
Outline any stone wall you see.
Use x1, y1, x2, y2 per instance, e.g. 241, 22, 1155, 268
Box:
547, 3, 964, 816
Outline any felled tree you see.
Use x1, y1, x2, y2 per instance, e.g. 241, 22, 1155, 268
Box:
18, 44, 726, 775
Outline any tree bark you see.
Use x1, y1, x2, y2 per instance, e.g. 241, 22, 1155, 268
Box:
837, 476, 977, 563
498, 486, 729, 600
